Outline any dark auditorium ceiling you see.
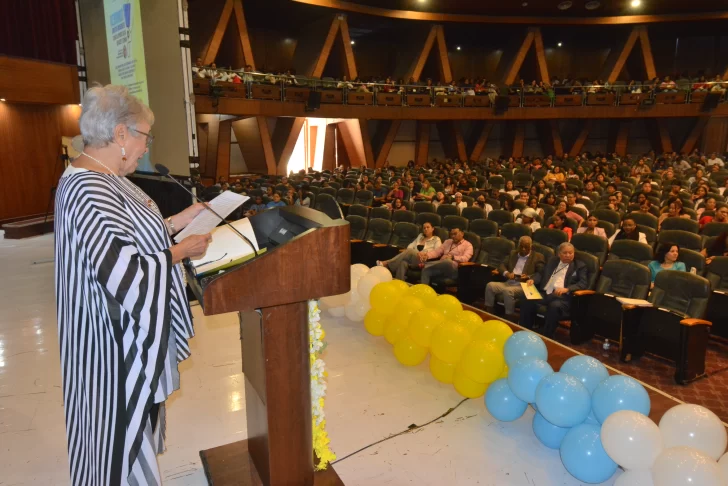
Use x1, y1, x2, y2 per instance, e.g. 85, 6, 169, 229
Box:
321, 0, 726, 17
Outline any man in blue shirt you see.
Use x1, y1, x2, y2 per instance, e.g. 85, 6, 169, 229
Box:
266, 192, 288, 208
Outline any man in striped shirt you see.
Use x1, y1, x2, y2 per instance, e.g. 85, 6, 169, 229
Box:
420, 227, 474, 285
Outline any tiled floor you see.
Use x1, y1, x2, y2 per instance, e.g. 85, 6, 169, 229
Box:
1, 232, 716, 485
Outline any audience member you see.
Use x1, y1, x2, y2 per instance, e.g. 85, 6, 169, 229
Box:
378, 222, 442, 280
576, 215, 607, 239
549, 213, 573, 241
609, 217, 648, 246
519, 242, 588, 338
648, 244, 686, 285
419, 228, 474, 285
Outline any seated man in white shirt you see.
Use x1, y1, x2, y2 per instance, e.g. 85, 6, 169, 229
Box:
484, 236, 545, 321
566, 193, 588, 215
707, 153, 725, 168
452, 192, 468, 212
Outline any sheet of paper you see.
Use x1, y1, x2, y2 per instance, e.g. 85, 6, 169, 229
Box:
174, 191, 249, 243
615, 297, 652, 307
190, 218, 259, 273
521, 283, 543, 300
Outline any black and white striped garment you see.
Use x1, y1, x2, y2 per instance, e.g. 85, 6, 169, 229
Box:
54, 165, 194, 485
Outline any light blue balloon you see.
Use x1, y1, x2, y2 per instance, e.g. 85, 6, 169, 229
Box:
507, 357, 553, 403
560, 424, 618, 484
503, 331, 548, 367
485, 378, 528, 422
591, 375, 651, 424
583, 409, 599, 425
559, 355, 609, 394
535, 372, 591, 428
533, 411, 570, 449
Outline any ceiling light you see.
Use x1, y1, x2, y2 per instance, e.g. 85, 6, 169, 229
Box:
417, 0, 426, 3
0, 98, 5, 102
350, 40, 355, 45
557, 42, 563, 47
631, 0, 641, 6
522, 2, 528, 6
456, 46, 461, 51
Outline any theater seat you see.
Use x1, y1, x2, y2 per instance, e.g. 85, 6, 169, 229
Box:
678, 248, 706, 275
415, 212, 441, 228
661, 217, 700, 234
501, 223, 532, 243
336, 188, 355, 205
392, 210, 416, 224
461, 207, 485, 223
348, 204, 369, 218
364, 218, 393, 244
442, 215, 469, 232
596, 220, 616, 238
469, 219, 499, 239
533, 228, 568, 252
570, 260, 651, 345
702, 222, 728, 237
627, 212, 659, 230
487, 209, 514, 226
571, 233, 609, 265
354, 190, 374, 207
593, 209, 621, 226
705, 257, 728, 340
532, 242, 555, 261
374, 222, 419, 263
369, 206, 391, 220
658, 229, 703, 252
607, 240, 654, 266
436, 205, 459, 218
457, 237, 515, 304
621, 270, 712, 384
413, 202, 435, 214
346, 215, 368, 240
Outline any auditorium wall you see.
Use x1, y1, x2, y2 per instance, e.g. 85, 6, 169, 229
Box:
0, 103, 81, 222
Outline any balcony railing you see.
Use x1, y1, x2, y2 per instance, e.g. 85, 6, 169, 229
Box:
192, 68, 727, 108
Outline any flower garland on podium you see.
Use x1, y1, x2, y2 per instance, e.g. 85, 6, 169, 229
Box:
309, 300, 336, 470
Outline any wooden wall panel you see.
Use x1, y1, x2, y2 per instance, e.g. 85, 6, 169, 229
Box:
216, 118, 233, 181
336, 119, 367, 167
469, 122, 493, 162
512, 122, 525, 158
701, 117, 728, 155
569, 120, 592, 156
271, 117, 305, 175
681, 117, 710, 154
504, 30, 535, 85
434, 26, 453, 84
322, 124, 336, 171
231, 117, 267, 173
638, 26, 657, 81
232, 0, 256, 69
0, 56, 80, 105
415, 121, 431, 166
410, 26, 438, 82
374, 120, 401, 168
203, 0, 234, 65
312, 18, 341, 78
358, 118, 375, 167
606, 27, 640, 83
0, 103, 81, 221
256, 116, 277, 174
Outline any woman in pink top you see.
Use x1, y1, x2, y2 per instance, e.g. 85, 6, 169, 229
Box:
576, 215, 608, 239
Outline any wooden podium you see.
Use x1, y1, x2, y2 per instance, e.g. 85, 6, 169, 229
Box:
187, 206, 350, 486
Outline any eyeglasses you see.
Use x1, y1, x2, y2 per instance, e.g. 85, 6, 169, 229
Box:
130, 128, 155, 147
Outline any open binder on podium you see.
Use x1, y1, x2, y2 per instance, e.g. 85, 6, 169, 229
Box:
185, 205, 350, 486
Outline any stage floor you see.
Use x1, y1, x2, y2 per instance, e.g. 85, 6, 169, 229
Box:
0, 232, 709, 485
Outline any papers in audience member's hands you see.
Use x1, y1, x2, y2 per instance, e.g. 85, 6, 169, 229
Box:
521, 283, 543, 300
615, 297, 652, 307
174, 191, 248, 243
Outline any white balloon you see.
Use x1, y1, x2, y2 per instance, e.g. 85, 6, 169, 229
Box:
350, 264, 369, 281
367, 265, 393, 283
601, 410, 663, 471
328, 306, 346, 318
718, 452, 728, 482
614, 469, 654, 486
651, 447, 723, 486
344, 303, 361, 322
357, 274, 380, 302
347, 290, 360, 306
353, 299, 370, 320
659, 404, 727, 460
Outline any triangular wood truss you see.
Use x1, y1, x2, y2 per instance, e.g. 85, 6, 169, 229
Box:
503, 27, 549, 85
311, 16, 358, 79
202, 0, 255, 68
606, 25, 655, 83
409, 25, 452, 83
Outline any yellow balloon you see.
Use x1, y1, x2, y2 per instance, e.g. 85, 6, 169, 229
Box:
398, 295, 426, 322
389, 279, 410, 294
498, 364, 509, 379
393, 337, 428, 366
434, 294, 462, 318
370, 281, 401, 314
430, 322, 472, 364
364, 309, 389, 336
407, 284, 437, 301
429, 356, 456, 384
455, 310, 484, 336
459, 340, 505, 384
407, 308, 446, 348
453, 365, 489, 398
384, 318, 409, 345
473, 320, 514, 350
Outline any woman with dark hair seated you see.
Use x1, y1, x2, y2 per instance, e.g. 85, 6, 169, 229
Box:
376, 222, 442, 279
658, 198, 691, 230
549, 212, 573, 241
701, 232, 728, 265
648, 244, 686, 287
576, 214, 607, 239
608, 217, 648, 246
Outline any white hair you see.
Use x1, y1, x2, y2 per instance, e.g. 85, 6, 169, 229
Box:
558, 242, 575, 254
79, 84, 154, 148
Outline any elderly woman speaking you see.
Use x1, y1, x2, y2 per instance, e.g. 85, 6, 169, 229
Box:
55, 85, 211, 485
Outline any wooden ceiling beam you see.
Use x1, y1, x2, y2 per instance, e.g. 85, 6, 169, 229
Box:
415, 121, 431, 166
290, 0, 728, 25
680, 117, 710, 154
311, 18, 341, 79
657, 119, 673, 153
337, 16, 358, 80
216, 118, 233, 182
271, 117, 305, 175
532, 28, 550, 84
638, 26, 656, 81
256, 116, 277, 174
202, 0, 234, 65
410, 26, 438, 82
374, 120, 401, 168
232, 0, 255, 69
469, 122, 493, 162
550, 120, 564, 157
512, 122, 525, 158
606, 26, 640, 83
358, 119, 375, 167
504, 30, 535, 85
569, 120, 593, 157
435, 26, 453, 84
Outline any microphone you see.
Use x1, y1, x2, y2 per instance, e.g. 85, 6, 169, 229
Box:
155, 164, 258, 257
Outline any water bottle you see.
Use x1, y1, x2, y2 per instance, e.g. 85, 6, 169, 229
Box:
690, 267, 697, 275
602, 339, 611, 357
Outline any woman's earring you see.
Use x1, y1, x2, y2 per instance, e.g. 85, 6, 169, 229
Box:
121, 147, 127, 162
